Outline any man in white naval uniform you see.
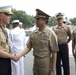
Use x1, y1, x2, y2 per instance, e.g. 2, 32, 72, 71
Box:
10, 20, 26, 75
19, 22, 24, 30
19, 22, 26, 49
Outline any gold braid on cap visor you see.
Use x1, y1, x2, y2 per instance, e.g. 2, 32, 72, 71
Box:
56, 16, 63, 19
1, 10, 13, 14
35, 15, 48, 18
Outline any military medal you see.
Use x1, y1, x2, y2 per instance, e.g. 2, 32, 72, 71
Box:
41, 35, 48, 40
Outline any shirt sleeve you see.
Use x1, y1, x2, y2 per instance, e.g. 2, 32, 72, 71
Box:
72, 30, 75, 41
49, 30, 59, 52
67, 26, 72, 41
26, 36, 32, 49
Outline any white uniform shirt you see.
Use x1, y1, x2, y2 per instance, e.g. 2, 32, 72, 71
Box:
21, 28, 27, 48
10, 27, 26, 53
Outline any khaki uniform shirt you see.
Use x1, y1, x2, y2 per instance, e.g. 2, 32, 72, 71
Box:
72, 28, 76, 52
0, 27, 9, 53
27, 26, 59, 58
72, 28, 76, 67
72, 28, 76, 44
52, 24, 71, 44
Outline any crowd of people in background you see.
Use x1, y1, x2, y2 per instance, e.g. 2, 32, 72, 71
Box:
0, 5, 76, 75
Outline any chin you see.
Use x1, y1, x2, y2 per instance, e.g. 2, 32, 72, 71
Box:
6, 21, 10, 24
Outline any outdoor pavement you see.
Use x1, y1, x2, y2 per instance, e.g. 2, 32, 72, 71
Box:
24, 50, 75, 75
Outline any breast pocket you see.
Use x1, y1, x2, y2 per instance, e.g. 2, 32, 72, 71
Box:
1, 34, 6, 43
40, 39, 49, 47
31, 37, 38, 45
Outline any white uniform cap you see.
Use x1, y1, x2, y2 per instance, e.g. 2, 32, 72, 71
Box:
12, 20, 19, 24
0, 5, 13, 14
56, 12, 64, 19
19, 22, 23, 25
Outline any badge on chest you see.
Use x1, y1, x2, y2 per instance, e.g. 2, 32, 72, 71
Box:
41, 35, 48, 40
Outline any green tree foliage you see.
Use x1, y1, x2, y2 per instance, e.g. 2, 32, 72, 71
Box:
7, 8, 76, 28
9, 9, 35, 28
69, 18, 76, 25
48, 16, 57, 26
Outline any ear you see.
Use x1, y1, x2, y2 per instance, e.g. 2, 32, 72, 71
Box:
0, 13, 3, 20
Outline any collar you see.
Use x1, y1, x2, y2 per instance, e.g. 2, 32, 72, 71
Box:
35, 26, 47, 34
0, 26, 6, 31
57, 24, 65, 28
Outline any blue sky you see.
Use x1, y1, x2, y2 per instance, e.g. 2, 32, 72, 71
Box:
0, 0, 76, 19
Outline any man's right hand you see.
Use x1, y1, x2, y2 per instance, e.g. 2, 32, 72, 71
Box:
10, 54, 20, 61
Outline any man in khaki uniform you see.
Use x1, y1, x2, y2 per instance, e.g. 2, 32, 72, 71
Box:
15, 9, 59, 75
0, 5, 16, 75
72, 28, 76, 75
52, 13, 71, 75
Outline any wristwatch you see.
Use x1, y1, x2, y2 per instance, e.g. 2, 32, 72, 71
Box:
51, 67, 56, 71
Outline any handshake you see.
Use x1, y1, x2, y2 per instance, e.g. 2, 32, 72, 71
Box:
8, 47, 28, 61
10, 53, 21, 61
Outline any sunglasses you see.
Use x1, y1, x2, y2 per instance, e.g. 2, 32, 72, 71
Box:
3, 13, 12, 16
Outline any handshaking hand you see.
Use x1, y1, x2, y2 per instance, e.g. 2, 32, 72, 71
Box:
11, 54, 20, 61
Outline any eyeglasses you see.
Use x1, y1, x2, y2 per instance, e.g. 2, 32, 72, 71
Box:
3, 13, 12, 16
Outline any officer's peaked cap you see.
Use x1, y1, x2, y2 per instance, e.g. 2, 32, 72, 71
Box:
56, 12, 64, 19
0, 5, 13, 15
34, 9, 50, 19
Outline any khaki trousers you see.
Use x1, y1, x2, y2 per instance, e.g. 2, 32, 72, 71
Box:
33, 57, 51, 75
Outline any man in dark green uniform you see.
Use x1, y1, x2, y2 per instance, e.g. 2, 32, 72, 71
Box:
15, 9, 59, 75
